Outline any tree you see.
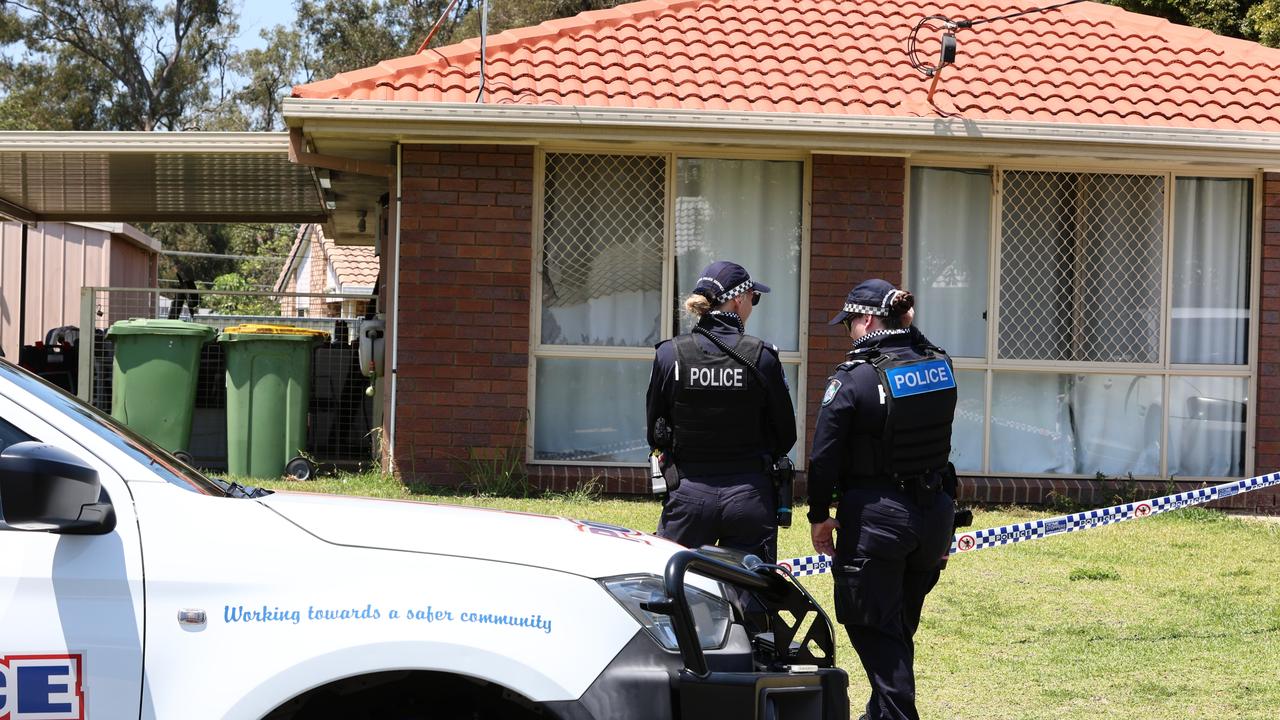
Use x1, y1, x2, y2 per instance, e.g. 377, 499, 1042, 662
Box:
448, 0, 631, 40
1101, 0, 1280, 45
0, 0, 238, 131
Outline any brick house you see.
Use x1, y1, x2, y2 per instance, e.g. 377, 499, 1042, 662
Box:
274, 223, 377, 318
286, 0, 1280, 510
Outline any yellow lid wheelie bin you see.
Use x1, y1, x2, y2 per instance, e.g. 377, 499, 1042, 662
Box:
218, 324, 329, 479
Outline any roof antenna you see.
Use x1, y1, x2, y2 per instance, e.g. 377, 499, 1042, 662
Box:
416, 0, 464, 54
476, 0, 488, 103
908, 0, 1087, 81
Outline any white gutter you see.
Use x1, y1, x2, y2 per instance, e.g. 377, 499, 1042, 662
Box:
284, 100, 1280, 167
0, 131, 294, 153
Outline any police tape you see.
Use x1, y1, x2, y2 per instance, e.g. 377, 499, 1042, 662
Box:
777, 470, 1280, 578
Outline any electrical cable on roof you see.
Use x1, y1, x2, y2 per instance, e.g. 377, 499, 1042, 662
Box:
476, 0, 488, 103
907, 0, 1089, 78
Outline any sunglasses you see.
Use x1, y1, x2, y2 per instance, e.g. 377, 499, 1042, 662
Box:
751, 291, 762, 306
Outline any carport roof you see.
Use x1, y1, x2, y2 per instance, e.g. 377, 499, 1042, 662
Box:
0, 132, 327, 224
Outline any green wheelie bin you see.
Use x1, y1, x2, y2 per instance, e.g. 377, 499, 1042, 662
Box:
105, 319, 216, 455
218, 324, 329, 480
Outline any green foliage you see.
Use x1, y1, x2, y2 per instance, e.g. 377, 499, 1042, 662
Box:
1245, 0, 1280, 45
455, 445, 532, 498
558, 476, 605, 502
202, 273, 281, 316
0, 0, 238, 131
1069, 565, 1122, 581
448, 0, 631, 41
1102, 0, 1280, 46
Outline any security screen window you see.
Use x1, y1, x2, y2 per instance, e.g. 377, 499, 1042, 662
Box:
532, 152, 805, 465
909, 167, 1252, 480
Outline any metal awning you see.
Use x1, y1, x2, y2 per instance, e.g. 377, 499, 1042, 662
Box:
0, 132, 328, 224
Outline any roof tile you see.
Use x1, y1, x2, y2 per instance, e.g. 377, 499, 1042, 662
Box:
293, 0, 1280, 131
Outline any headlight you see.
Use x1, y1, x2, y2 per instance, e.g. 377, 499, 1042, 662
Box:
600, 574, 732, 651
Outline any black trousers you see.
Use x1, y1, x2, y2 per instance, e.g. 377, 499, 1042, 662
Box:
832, 485, 954, 720
656, 471, 777, 563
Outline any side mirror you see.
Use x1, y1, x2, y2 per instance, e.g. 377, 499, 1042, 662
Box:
0, 442, 115, 534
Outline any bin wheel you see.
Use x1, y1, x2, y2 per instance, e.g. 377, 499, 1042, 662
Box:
285, 457, 316, 481
173, 451, 194, 466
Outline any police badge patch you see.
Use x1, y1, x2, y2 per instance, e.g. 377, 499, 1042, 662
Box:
822, 378, 841, 406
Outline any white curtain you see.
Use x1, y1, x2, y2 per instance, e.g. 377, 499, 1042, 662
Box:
673, 158, 803, 350
950, 370, 985, 472
1167, 376, 1246, 478
990, 373, 1076, 474
533, 358, 650, 463
1069, 374, 1163, 477
1171, 178, 1251, 365
908, 168, 991, 358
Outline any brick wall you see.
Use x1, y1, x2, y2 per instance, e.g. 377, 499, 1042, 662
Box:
394, 144, 534, 485
802, 154, 906, 494
1253, 172, 1280, 512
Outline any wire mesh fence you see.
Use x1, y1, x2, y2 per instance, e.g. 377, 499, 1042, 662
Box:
77, 287, 379, 473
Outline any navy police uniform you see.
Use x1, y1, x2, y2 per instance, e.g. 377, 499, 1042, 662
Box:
647, 262, 797, 563
809, 282, 958, 720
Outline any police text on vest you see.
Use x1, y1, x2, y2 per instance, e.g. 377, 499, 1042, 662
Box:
688, 367, 744, 388
885, 359, 956, 398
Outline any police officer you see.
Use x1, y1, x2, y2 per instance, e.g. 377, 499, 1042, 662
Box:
646, 260, 797, 562
808, 279, 958, 720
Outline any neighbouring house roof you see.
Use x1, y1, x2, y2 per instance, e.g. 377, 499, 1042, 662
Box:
292, 0, 1280, 132
275, 224, 378, 295
71, 222, 162, 253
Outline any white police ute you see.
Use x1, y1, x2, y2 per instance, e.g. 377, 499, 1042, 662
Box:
0, 359, 848, 720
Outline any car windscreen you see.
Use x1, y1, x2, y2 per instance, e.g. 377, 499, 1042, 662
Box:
0, 361, 227, 497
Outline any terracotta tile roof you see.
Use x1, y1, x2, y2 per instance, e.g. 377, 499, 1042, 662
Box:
323, 233, 379, 290
293, 0, 1280, 132
274, 225, 378, 293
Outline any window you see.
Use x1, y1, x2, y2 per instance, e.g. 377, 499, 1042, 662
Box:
910, 167, 1253, 480
533, 152, 806, 465
0, 416, 34, 453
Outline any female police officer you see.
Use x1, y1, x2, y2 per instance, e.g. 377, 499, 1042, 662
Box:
646, 260, 796, 562
807, 279, 957, 720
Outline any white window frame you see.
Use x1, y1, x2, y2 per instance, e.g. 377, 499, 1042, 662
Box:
528, 146, 811, 468
905, 160, 1260, 481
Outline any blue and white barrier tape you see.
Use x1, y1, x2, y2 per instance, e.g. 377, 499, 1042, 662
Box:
778, 471, 1280, 578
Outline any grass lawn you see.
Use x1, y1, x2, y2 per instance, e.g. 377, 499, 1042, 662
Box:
254, 473, 1280, 719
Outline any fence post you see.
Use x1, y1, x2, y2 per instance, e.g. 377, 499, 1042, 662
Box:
78, 287, 95, 403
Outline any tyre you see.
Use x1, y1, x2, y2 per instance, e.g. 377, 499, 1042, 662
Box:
285, 456, 316, 481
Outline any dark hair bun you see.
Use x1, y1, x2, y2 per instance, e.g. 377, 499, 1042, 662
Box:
888, 290, 914, 316
693, 287, 718, 303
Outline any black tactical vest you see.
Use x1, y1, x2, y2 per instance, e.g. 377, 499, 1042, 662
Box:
845, 347, 957, 480
671, 333, 767, 465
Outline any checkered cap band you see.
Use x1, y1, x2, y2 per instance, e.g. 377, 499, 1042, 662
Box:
842, 302, 889, 317
718, 280, 754, 303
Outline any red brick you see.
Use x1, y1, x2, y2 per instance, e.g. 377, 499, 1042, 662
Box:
393, 145, 536, 483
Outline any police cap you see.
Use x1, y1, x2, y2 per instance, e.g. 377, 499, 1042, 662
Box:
828, 278, 905, 325
694, 260, 771, 304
